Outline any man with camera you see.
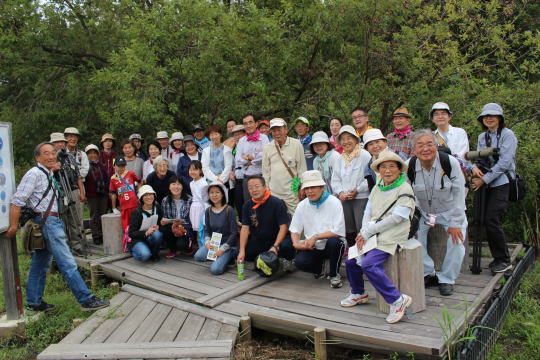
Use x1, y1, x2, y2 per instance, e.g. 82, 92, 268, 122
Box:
471, 103, 518, 274
6, 142, 109, 312
50, 132, 86, 255
407, 130, 467, 296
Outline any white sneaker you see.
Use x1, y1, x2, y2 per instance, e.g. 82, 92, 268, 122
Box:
329, 274, 343, 288
340, 292, 369, 307
386, 294, 412, 324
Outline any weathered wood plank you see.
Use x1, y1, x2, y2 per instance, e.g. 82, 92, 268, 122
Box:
92, 252, 132, 265
149, 259, 235, 289
106, 298, 157, 343
121, 284, 239, 326
152, 308, 188, 342
100, 264, 204, 300
60, 292, 131, 344
128, 303, 172, 343
197, 319, 222, 341
83, 295, 143, 344
112, 259, 216, 295
217, 324, 238, 341
175, 313, 205, 341
37, 340, 234, 360
196, 272, 284, 308
0, 234, 23, 320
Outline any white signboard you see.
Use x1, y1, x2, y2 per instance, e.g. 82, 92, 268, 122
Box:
0, 122, 15, 232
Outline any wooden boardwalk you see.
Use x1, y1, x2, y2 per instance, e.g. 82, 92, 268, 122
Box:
41, 244, 522, 359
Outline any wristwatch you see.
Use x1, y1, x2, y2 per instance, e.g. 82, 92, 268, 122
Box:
272, 245, 279, 251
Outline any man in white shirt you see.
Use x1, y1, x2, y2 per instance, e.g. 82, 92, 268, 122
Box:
290, 170, 346, 288
431, 102, 469, 159
235, 114, 269, 200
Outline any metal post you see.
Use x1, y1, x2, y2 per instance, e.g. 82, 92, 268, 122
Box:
0, 233, 24, 320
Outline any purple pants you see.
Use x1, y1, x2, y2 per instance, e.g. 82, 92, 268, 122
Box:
345, 248, 401, 304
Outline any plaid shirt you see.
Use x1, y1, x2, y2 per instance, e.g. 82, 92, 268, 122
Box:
161, 195, 192, 225
12, 163, 59, 212
386, 130, 415, 158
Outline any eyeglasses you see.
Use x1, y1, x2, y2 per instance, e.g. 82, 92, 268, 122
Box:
247, 184, 264, 191
379, 164, 399, 171
352, 115, 367, 120
414, 142, 437, 149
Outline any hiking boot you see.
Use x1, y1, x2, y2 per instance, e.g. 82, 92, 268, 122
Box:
279, 258, 296, 273
26, 301, 55, 312
80, 296, 110, 312
314, 259, 327, 279
439, 283, 454, 296
340, 292, 369, 307
491, 262, 512, 274
424, 274, 439, 288
330, 274, 343, 288
386, 294, 412, 324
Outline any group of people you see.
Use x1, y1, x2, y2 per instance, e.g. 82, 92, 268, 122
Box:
7, 101, 518, 324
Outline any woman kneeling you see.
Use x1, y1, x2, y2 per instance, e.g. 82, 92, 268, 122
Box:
340, 149, 416, 324
193, 181, 238, 275
128, 185, 164, 262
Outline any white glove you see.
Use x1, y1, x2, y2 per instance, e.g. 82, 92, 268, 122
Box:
112, 208, 120, 215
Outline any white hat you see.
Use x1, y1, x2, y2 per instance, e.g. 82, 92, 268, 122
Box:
301, 170, 326, 189
207, 181, 228, 203
231, 124, 245, 133
429, 102, 453, 118
309, 131, 331, 146
269, 118, 287, 129
337, 125, 359, 142
156, 131, 169, 140
477, 103, 504, 121
85, 144, 99, 153
137, 185, 156, 199
152, 155, 169, 170
170, 132, 184, 142
362, 128, 386, 146
50, 133, 67, 143
64, 127, 80, 136
370, 148, 408, 173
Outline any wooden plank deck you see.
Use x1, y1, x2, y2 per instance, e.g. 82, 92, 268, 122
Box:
56, 243, 522, 359
38, 285, 238, 360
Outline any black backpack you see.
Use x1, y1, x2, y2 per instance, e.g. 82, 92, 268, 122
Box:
407, 150, 454, 189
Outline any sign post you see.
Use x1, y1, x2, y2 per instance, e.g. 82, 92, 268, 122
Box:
0, 122, 23, 320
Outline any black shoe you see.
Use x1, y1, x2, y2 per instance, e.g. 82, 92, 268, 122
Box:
439, 283, 454, 296
80, 296, 110, 312
26, 301, 55, 312
424, 274, 439, 288
151, 254, 160, 262
93, 238, 103, 245
491, 262, 512, 274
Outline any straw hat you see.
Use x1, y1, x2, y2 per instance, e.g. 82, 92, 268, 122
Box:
392, 107, 412, 118
370, 149, 408, 173
231, 124, 245, 133
301, 170, 326, 189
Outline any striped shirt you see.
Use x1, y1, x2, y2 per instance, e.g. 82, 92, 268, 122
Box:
11, 163, 58, 212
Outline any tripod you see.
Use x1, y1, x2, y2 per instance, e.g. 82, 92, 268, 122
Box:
57, 166, 88, 257
470, 184, 486, 274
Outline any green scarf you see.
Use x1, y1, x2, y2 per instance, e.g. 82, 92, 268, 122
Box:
377, 173, 405, 191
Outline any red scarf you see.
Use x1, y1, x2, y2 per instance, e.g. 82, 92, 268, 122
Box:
247, 129, 261, 142
252, 190, 271, 209
393, 125, 412, 139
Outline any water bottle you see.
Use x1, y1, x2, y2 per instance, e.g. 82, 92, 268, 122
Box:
237, 260, 245, 280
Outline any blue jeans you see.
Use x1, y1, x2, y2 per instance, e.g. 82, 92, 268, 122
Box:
131, 230, 164, 262
194, 246, 238, 275
417, 215, 467, 284
26, 216, 93, 306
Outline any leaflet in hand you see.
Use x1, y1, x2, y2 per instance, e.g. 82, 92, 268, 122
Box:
348, 234, 377, 260
206, 232, 223, 261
